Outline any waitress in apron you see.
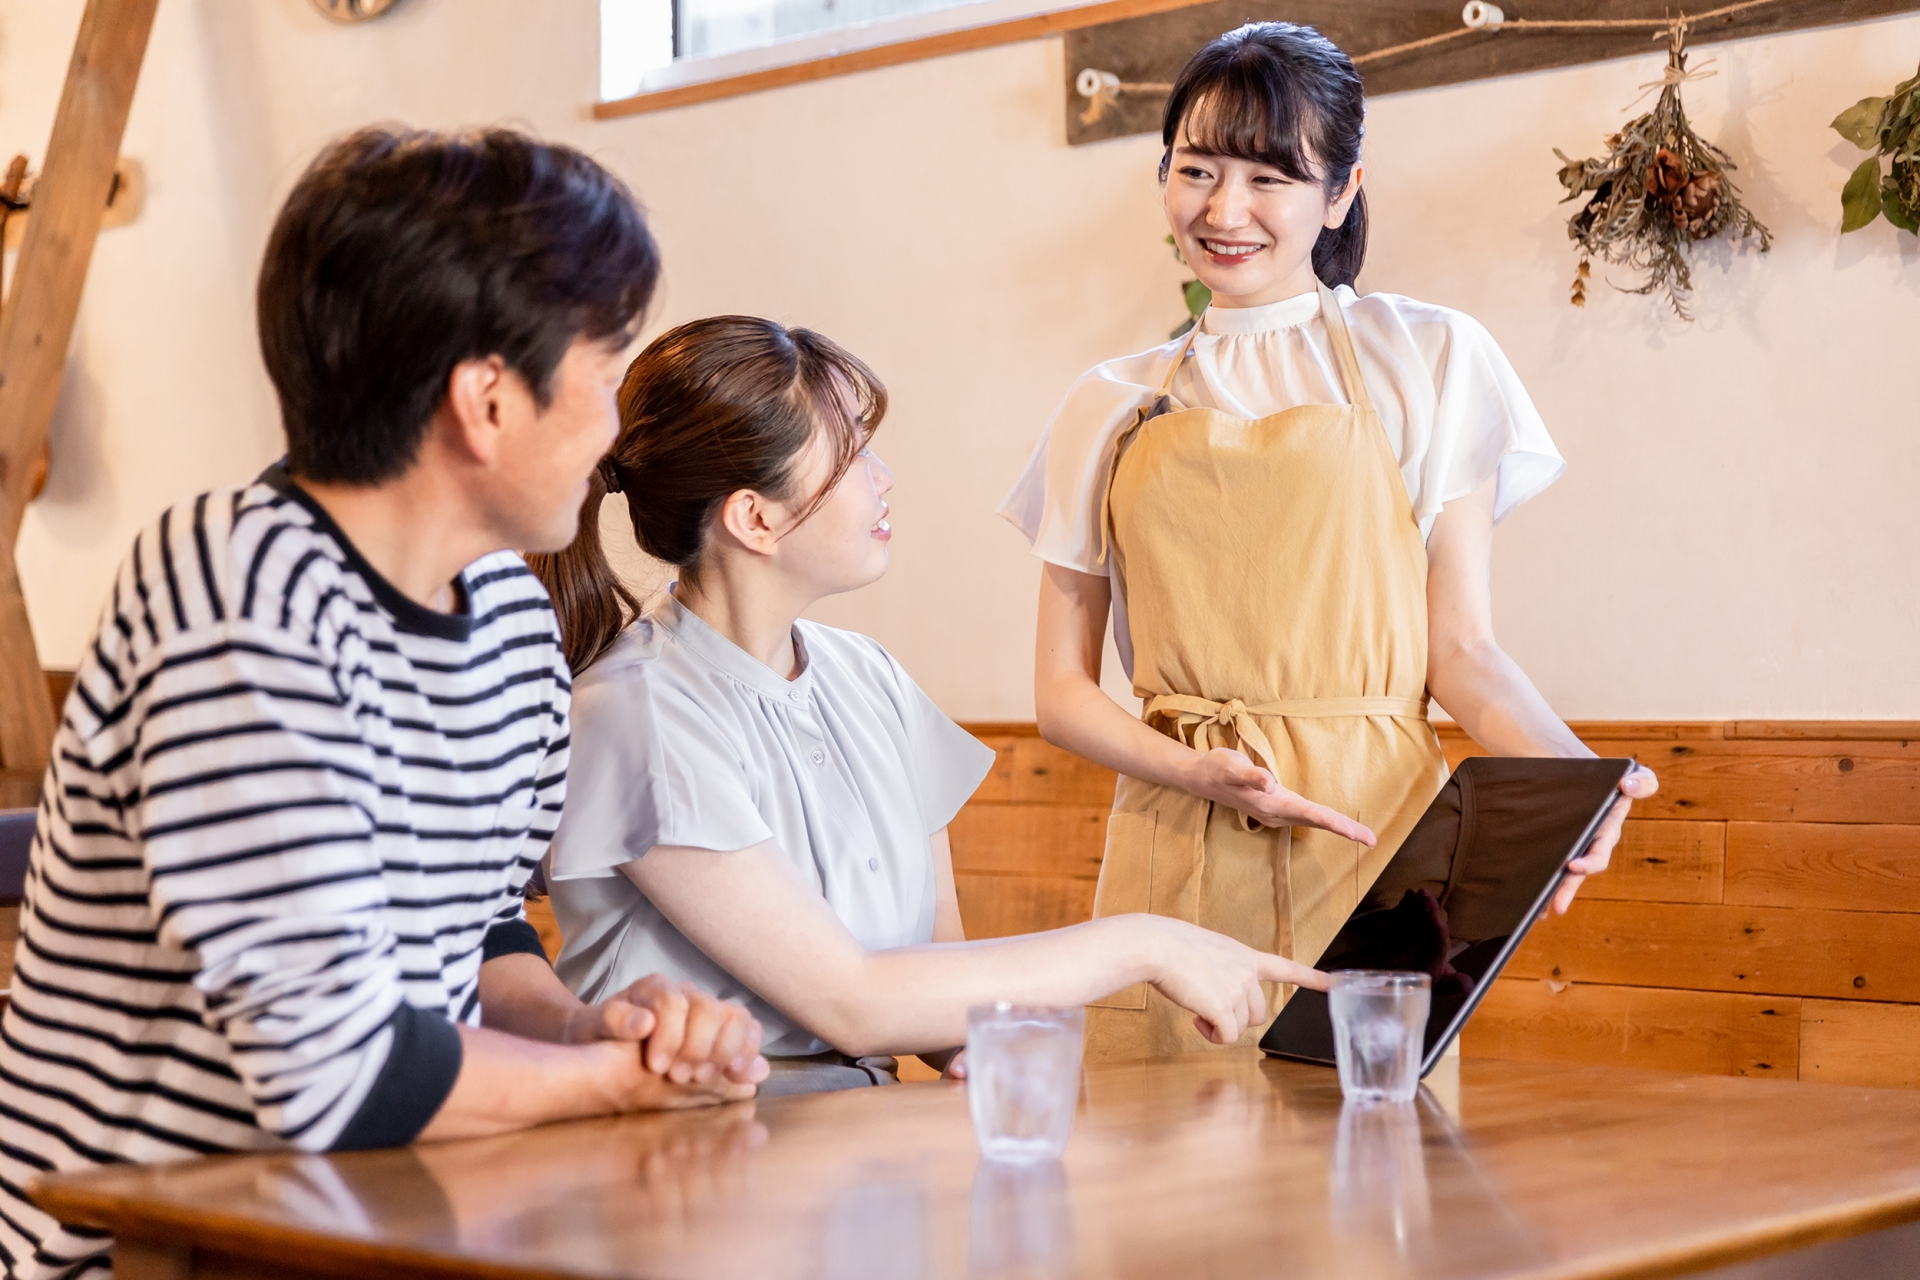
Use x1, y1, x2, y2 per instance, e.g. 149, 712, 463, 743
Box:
1000, 22, 1657, 1061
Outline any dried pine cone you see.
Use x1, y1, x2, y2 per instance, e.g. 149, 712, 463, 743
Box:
1645, 148, 1689, 197
1669, 170, 1723, 237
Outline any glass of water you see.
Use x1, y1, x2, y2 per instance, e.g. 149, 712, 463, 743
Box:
1329, 971, 1430, 1105
965, 1003, 1085, 1164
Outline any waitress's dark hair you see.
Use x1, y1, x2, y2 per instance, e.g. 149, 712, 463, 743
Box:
528, 316, 886, 674
1158, 23, 1369, 289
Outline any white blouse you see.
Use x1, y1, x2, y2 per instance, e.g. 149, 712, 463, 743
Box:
997, 285, 1565, 677
544, 595, 994, 1057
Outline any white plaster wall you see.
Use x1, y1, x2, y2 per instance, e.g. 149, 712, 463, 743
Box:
2, 0, 1915, 720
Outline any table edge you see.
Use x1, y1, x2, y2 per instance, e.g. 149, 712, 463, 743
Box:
34, 1170, 1920, 1280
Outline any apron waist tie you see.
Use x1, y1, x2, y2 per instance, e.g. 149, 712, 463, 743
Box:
1142, 693, 1429, 782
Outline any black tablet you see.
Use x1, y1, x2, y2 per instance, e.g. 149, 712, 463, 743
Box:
1258, 755, 1636, 1077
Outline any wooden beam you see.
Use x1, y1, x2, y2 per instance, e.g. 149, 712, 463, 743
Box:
0, 561, 47, 778
0, 0, 160, 776
1065, 0, 1920, 144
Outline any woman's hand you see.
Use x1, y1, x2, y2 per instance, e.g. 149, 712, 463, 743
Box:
566, 975, 768, 1086
1138, 915, 1331, 1045
578, 1038, 764, 1112
1179, 747, 1377, 845
1550, 765, 1660, 915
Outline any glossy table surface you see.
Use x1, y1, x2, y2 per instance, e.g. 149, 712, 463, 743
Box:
34, 1052, 1920, 1280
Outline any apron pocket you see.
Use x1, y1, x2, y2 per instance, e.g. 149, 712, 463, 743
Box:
1090, 811, 1156, 1011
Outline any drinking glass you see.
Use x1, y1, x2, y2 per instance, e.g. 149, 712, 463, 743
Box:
1328, 971, 1430, 1105
965, 1003, 1085, 1164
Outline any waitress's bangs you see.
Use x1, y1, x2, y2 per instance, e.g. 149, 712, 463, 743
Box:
1174, 76, 1325, 186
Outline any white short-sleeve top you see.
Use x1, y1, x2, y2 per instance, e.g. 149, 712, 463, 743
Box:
997, 285, 1566, 676
545, 594, 994, 1057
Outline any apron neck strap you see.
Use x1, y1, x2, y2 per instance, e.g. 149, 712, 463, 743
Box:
1158, 318, 1204, 398
1315, 282, 1377, 417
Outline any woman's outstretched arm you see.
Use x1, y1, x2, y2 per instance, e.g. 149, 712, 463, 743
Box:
1033, 562, 1374, 842
619, 839, 1328, 1059
1425, 476, 1659, 913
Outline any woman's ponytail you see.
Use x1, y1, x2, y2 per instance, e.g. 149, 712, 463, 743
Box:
1312, 188, 1368, 290
526, 465, 641, 676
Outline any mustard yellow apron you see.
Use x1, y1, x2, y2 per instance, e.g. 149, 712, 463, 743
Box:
1086, 282, 1449, 1062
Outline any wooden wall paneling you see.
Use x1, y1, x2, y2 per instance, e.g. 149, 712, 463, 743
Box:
1008, 737, 1118, 807
1582, 739, 1920, 825
1444, 725, 1920, 825
1725, 822, 1920, 913
525, 898, 564, 965
1577, 820, 1724, 904
0, 0, 161, 778
1729, 721, 1920, 741
1505, 900, 1920, 1003
1064, 0, 1920, 144
947, 725, 1112, 938
1800, 999, 1920, 1088
946, 803, 1109, 878
0, 905, 16, 993
968, 735, 1021, 804
953, 872, 1097, 938
1459, 977, 1799, 1079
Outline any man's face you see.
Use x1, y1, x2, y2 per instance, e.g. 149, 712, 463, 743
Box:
485, 338, 627, 555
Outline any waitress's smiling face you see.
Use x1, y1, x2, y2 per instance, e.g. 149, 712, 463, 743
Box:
772, 428, 896, 598
1162, 105, 1360, 310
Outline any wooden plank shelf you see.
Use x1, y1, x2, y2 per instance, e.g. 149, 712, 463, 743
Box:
1064, 0, 1920, 145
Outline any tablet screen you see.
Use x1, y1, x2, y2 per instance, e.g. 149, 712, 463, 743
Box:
1259, 756, 1635, 1074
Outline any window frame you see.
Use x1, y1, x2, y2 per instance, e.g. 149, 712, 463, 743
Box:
593, 0, 1204, 119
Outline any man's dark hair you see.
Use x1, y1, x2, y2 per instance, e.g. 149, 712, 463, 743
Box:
258, 126, 660, 485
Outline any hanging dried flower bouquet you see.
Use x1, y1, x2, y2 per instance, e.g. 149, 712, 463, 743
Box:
1552, 23, 1771, 318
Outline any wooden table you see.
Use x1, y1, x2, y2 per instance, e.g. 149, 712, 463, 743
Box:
33, 1053, 1920, 1280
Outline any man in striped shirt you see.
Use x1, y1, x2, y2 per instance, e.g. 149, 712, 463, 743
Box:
0, 128, 767, 1279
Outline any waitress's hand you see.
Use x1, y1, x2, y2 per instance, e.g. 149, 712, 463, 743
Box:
1550, 765, 1660, 915
1135, 915, 1332, 1045
1181, 747, 1377, 846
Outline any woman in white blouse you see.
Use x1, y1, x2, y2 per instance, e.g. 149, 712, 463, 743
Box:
529, 316, 1329, 1095
999, 23, 1657, 1062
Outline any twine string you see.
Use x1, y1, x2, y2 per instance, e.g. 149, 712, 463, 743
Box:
1074, 0, 1781, 124
1351, 0, 1780, 67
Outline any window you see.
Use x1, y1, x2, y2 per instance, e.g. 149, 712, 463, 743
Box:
600, 0, 1081, 103
600, 0, 675, 100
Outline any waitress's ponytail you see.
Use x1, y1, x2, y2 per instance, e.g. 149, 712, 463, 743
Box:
1313, 189, 1368, 291
527, 464, 642, 676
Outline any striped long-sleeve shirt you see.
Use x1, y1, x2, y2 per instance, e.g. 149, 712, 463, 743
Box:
0, 469, 569, 1279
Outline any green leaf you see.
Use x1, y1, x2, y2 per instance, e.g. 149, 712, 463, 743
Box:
1182, 279, 1212, 317
1842, 156, 1884, 232
1882, 186, 1920, 235
1833, 96, 1888, 149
